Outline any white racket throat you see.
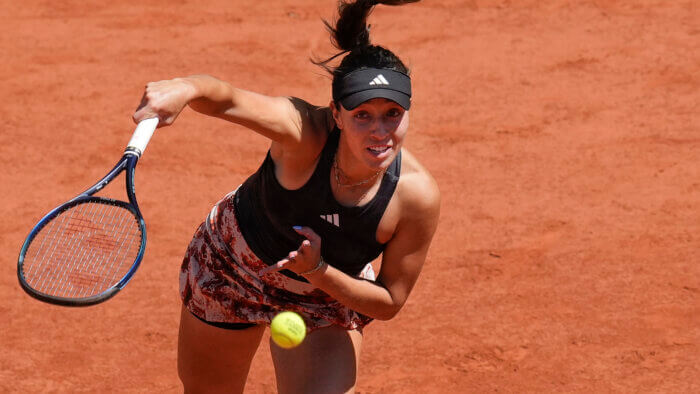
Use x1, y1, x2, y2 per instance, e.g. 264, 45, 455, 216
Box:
126, 117, 159, 157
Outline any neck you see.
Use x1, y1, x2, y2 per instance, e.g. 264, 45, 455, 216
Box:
333, 147, 384, 188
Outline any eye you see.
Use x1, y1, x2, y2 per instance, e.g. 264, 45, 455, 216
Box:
354, 110, 370, 120
386, 108, 403, 118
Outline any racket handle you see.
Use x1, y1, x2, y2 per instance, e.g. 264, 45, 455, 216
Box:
126, 117, 159, 156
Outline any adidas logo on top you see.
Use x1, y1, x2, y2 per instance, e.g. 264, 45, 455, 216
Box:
320, 213, 340, 227
369, 74, 390, 86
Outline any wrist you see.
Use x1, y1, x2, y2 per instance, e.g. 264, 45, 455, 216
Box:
299, 257, 326, 276
176, 76, 202, 102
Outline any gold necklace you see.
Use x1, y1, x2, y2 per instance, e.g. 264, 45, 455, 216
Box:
333, 155, 383, 188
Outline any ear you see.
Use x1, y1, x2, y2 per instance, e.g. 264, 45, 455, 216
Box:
329, 100, 343, 130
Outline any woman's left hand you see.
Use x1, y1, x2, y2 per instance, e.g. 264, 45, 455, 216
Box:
259, 226, 322, 276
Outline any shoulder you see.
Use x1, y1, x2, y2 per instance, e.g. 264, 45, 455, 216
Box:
393, 148, 441, 232
287, 98, 334, 133
386, 148, 441, 247
271, 98, 333, 156
378, 148, 439, 268
268, 99, 336, 187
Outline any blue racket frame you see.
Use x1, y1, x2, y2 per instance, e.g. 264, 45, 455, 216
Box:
17, 153, 147, 306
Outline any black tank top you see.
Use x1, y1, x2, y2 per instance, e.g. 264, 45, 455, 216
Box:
234, 128, 401, 279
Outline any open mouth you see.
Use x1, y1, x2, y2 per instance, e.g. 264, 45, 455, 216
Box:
367, 145, 391, 154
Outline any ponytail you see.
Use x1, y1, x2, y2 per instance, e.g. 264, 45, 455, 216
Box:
325, 0, 372, 51
314, 0, 419, 74
324, 0, 419, 52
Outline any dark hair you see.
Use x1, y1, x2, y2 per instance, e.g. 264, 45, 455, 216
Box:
314, 0, 419, 84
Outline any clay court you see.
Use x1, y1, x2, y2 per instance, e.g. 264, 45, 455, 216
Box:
1, 0, 698, 392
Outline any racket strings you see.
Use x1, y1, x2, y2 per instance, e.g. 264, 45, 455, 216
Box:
23, 201, 143, 298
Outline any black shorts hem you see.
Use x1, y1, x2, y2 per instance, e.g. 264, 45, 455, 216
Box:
190, 310, 258, 330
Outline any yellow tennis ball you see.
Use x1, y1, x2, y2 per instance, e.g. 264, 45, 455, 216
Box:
270, 311, 306, 349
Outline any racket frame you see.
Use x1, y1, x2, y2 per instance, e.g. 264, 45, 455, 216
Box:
17, 118, 157, 306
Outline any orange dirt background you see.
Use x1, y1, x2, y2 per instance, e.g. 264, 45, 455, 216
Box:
1, 1, 698, 392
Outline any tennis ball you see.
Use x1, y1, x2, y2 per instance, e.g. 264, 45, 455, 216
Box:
270, 311, 306, 349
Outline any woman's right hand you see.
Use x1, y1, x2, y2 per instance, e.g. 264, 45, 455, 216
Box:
133, 78, 197, 127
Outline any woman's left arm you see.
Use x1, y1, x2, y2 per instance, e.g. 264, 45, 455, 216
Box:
369, 183, 441, 319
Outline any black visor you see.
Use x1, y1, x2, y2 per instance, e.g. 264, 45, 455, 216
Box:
333, 68, 412, 110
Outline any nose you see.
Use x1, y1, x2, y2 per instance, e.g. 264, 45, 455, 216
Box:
370, 118, 392, 139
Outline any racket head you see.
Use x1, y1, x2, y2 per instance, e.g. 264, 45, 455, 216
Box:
17, 195, 146, 306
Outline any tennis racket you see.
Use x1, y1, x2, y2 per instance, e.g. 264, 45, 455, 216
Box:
17, 117, 159, 306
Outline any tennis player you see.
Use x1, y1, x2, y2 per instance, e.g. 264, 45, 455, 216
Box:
133, 0, 439, 392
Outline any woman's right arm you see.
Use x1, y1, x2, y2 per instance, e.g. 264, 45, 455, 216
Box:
133, 75, 324, 149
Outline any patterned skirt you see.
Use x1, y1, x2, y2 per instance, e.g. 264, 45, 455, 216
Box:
179, 190, 375, 332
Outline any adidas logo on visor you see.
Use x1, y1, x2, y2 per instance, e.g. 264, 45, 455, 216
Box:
368, 74, 390, 86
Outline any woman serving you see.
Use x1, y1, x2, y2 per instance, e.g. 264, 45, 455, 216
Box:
133, 0, 440, 392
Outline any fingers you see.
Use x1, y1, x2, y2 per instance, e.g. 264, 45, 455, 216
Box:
292, 226, 322, 262
293, 227, 321, 263
259, 249, 298, 276
132, 79, 190, 126
296, 240, 314, 261
259, 227, 322, 277
259, 258, 290, 276
133, 83, 161, 124
293, 226, 321, 245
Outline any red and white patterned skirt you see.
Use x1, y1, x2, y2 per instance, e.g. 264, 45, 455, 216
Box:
179, 190, 375, 332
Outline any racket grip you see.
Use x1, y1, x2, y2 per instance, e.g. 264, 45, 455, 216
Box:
126, 117, 159, 156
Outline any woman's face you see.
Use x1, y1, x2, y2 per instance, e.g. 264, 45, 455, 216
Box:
332, 98, 409, 170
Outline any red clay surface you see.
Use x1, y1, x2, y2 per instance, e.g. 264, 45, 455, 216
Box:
1, 1, 698, 392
